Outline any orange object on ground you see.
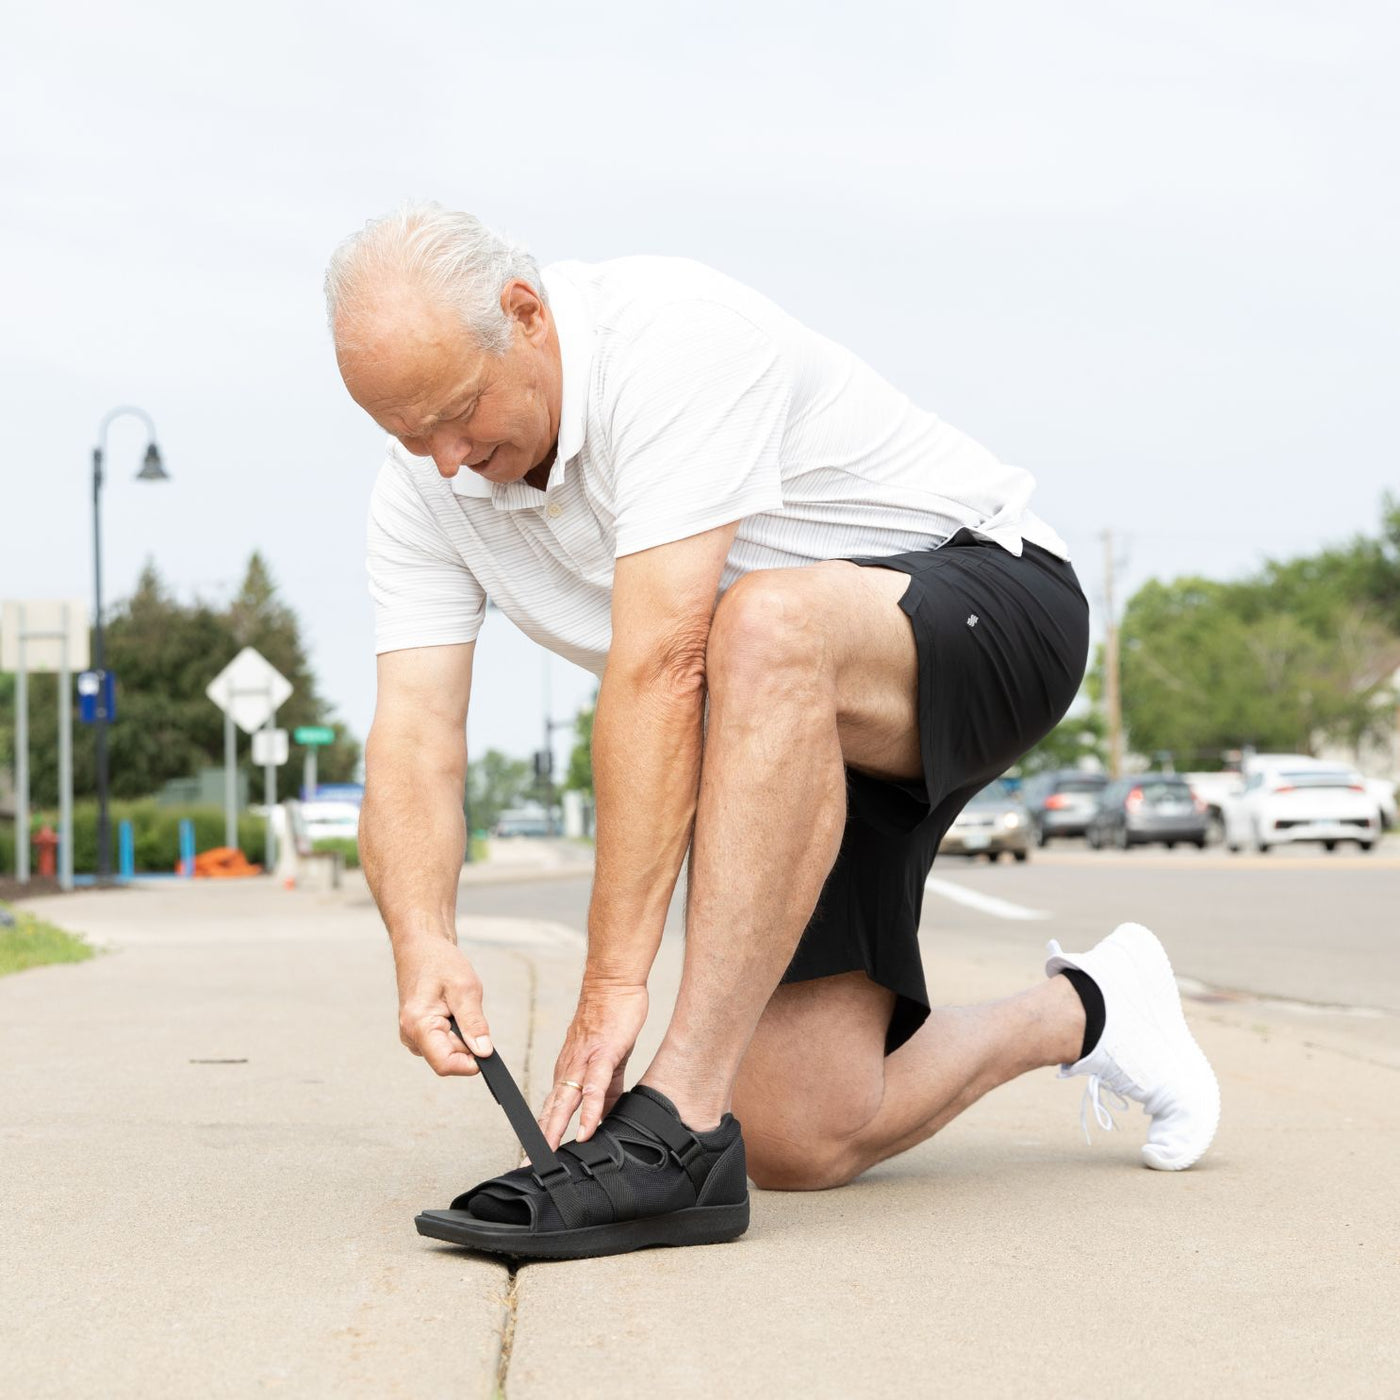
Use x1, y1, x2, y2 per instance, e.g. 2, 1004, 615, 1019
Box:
32, 825, 60, 878
191, 847, 262, 879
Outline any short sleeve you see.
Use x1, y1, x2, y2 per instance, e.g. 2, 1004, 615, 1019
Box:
606, 301, 789, 558
366, 453, 487, 654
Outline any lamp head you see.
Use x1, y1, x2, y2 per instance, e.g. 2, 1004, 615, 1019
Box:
137, 443, 169, 481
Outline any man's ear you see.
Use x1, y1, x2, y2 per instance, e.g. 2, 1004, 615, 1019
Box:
502, 279, 549, 345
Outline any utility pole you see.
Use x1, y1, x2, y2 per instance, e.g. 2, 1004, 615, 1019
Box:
1102, 530, 1123, 779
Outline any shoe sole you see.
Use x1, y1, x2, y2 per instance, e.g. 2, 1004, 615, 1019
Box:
1054, 923, 1221, 1171
415, 1200, 751, 1261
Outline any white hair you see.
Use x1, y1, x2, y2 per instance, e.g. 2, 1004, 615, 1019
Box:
324, 200, 546, 357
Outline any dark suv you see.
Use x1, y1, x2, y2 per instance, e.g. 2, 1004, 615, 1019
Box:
1020, 770, 1109, 845
1087, 776, 1209, 850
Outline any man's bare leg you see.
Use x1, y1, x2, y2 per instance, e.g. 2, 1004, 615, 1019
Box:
639, 561, 1085, 1144
733, 972, 1084, 1189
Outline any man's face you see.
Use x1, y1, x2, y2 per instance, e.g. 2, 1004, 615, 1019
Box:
338, 279, 562, 487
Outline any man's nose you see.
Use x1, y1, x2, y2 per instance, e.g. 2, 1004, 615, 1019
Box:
430, 431, 472, 478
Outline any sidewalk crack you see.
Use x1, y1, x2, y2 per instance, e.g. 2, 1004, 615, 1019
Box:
490, 952, 541, 1399
493, 1263, 521, 1399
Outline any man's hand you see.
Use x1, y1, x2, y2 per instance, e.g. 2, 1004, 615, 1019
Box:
395, 937, 493, 1076
539, 980, 650, 1148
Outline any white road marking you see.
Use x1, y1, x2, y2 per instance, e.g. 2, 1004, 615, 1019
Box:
923, 876, 1052, 921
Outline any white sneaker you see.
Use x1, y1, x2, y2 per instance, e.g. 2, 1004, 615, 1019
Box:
1046, 922, 1220, 1171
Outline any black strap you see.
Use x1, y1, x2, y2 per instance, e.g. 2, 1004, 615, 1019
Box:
609, 1090, 707, 1193
448, 1015, 567, 1186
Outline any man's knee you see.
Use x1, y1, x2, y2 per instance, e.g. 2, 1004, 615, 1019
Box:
707, 569, 832, 700
744, 1120, 867, 1192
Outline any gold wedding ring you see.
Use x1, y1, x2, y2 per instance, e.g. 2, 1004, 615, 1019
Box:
561, 1079, 584, 1092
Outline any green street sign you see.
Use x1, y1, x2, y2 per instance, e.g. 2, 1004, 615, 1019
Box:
294, 725, 335, 746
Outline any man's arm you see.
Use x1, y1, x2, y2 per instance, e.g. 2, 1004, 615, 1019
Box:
539, 520, 741, 1146
360, 641, 493, 1075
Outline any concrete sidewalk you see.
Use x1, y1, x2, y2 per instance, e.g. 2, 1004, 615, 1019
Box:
3, 875, 1397, 1398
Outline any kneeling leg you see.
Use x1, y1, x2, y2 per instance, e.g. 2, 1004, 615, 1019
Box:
736, 970, 1086, 1191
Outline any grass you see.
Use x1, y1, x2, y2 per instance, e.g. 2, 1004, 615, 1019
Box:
0, 905, 97, 978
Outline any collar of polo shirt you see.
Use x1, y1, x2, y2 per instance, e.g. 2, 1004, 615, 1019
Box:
451, 265, 594, 509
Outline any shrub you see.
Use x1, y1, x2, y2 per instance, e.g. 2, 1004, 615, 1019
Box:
312, 836, 360, 869
23, 801, 265, 873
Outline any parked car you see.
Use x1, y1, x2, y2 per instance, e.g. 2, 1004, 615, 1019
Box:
940, 781, 1031, 862
1019, 769, 1108, 844
494, 809, 554, 838
1365, 777, 1396, 831
1223, 760, 1381, 853
299, 800, 361, 843
1087, 775, 1210, 850
1183, 770, 1244, 846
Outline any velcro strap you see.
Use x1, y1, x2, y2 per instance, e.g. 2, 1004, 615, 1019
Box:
560, 1132, 634, 1219
592, 1158, 640, 1222
449, 1015, 564, 1180
544, 1175, 589, 1228
609, 1091, 707, 1192
566, 1133, 622, 1174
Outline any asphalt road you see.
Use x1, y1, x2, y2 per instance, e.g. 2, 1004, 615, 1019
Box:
460, 837, 1400, 1017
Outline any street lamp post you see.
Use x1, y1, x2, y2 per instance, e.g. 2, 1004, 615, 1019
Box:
92, 406, 169, 883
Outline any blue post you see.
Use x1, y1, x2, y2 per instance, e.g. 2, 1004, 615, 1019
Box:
118, 820, 135, 881
179, 818, 196, 878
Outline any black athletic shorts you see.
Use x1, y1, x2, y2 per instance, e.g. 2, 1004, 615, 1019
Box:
779, 528, 1090, 1053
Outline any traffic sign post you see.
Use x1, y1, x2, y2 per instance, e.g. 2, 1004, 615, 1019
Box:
1, 600, 89, 889
254, 723, 290, 870
252, 729, 289, 766
206, 648, 294, 856
293, 724, 335, 805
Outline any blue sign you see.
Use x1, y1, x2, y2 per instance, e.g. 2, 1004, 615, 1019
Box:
77, 670, 116, 724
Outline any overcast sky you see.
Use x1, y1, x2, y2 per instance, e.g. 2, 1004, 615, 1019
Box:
4, 0, 1396, 773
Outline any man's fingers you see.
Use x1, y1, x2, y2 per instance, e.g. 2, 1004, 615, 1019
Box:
539, 1078, 584, 1151
419, 1021, 479, 1077
575, 1056, 616, 1142
446, 997, 493, 1059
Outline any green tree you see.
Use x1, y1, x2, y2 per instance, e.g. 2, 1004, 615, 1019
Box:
563, 702, 595, 793
466, 750, 533, 832
221, 552, 360, 789
1, 554, 360, 807
1014, 708, 1107, 776
1119, 575, 1397, 764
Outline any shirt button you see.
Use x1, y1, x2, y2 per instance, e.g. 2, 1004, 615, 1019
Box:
547, 502, 563, 518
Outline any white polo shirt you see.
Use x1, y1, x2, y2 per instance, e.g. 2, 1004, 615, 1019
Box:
366, 256, 1068, 676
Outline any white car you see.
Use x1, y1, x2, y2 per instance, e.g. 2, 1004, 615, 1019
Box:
1224, 762, 1381, 853
1366, 777, 1397, 831
1184, 770, 1245, 844
299, 800, 362, 843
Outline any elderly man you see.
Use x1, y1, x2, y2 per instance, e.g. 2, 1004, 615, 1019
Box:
326, 203, 1219, 1261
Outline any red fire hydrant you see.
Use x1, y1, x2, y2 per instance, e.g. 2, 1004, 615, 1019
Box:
32, 825, 60, 879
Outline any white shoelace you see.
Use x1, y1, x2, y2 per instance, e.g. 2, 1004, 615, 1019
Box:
1080, 1075, 1132, 1144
